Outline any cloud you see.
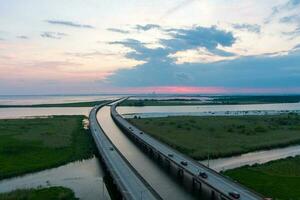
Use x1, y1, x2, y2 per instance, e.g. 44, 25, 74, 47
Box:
161, 0, 197, 19
162, 26, 236, 55
266, 0, 300, 23
17, 35, 29, 39
105, 24, 300, 90
282, 27, 300, 39
46, 20, 95, 29
105, 49, 300, 89
135, 24, 161, 31
293, 44, 300, 50
232, 23, 261, 33
110, 39, 170, 62
107, 28, 129, 34
280, 14, 300, 23
65, 51, 116, 58
41, 32, 68, 39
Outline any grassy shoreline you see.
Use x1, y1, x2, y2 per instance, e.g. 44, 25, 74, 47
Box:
0, 100, 106, 108
0, 116, 96, 180
223, 156, 300, 200
0, 187, 78, 200
128, 113, 300, 160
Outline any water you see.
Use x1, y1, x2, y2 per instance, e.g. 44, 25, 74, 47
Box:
201, 145, 300, 172
118, 103, 300, 118
0, 157, 110, 200
97, 106, 196, 200
0, 107, 92, 119
0, 94, 120, 105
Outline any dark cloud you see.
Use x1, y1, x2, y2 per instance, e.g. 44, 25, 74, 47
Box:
17, 35, 29, 39
41, 32, 68, 39
46, 20, 95, 29
109, 26, 236, 64
107, 28, 129, 34
135, 24, 161, 31
232, 23, 261, 33
162, 26, 236, 56
110, 39, 170, 62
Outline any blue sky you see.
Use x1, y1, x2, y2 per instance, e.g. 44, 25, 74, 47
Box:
0, 0, 300, 94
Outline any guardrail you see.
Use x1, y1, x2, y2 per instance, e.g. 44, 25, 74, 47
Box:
111, 100, 265, 200
89, 102, 162, 200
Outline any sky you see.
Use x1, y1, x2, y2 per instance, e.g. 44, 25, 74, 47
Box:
0, 0, 300, 95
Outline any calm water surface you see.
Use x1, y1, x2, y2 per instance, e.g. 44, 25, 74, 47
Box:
0, 95, 119, 105
201, 145, 300, 172
0, 107, 92, 119
0, 157, 110, 200
118, 103, 300, 118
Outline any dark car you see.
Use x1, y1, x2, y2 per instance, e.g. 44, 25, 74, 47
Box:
168, 153, 174, 157
199, 172, 208, 179
180, 161, 188, 166
229, 191, 240, 199
109, 147, 114, 151
140, 131, 143, 134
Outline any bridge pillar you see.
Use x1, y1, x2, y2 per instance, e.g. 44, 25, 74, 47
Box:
177, 168, 184, 180
192, 178, 202, 195
165, 159, 170, 169
211, 191, 216, 200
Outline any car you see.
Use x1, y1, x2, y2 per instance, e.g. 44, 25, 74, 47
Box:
180, 161, 188, 166
228, 191, 240, 199
109, 147, 114, 151
140, 131, 143, 134
167, 153, 174, 157
198, 172, 208, 179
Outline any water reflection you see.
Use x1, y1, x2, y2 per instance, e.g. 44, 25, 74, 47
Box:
0, 157, 110, 200
201, 145, 300, 172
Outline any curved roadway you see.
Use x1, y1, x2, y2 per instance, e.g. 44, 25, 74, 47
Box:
89, 104, 161, 200
97, 106, 196, 200
111, 101, 265, 200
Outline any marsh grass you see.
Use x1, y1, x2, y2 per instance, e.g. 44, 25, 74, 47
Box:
129, 113, 300, 160
0, 116, 96, 180
223, 156, 300, 200
0, 187, 78, 200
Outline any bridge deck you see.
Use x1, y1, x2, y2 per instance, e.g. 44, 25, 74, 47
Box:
111, 101, 265, 200
89, 104, 161, 200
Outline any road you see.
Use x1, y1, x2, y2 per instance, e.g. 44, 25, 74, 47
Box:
89, 103, 161, 200
111, 101, 265, 200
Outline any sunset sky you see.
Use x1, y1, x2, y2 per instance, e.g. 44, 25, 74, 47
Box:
0, 0, 300, 94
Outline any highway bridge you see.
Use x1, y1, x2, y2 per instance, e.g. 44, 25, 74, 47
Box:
110, 99, 265, 200
89, 102, 162, 200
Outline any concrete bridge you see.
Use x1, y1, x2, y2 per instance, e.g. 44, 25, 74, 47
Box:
89, 102, 162, 200
110, 100, 266, 200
